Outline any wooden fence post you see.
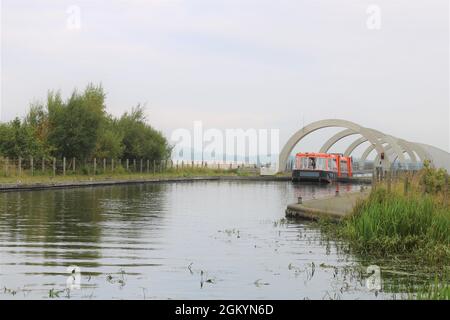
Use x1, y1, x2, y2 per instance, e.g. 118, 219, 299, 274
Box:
404, 176, 409, 196
19, 157, 22, 176
387, 170, 391, 193
140, 159, 143, 173
53, 157, 56, 176
153, 160, 156, 174
103, 158, 106, 173
73, 157, 76, 173
42, 157, 45, 173
445, 175, 448, 207
30, 157, 34, 176
94, 158, 97, 175
63, 157, 66, 175
126, 159, 129, 171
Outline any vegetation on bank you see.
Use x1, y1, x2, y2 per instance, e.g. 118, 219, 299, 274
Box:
322, 162, 449, 266
0, 166, 260, 185
0, 84, 171, 161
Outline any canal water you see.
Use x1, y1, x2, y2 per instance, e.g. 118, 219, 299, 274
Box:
0, 181, 421, 299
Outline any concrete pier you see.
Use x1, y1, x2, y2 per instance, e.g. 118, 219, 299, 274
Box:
285, 190, 369, 221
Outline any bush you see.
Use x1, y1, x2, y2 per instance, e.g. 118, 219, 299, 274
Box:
338, 186, 450, 264
420, 160, 448, 194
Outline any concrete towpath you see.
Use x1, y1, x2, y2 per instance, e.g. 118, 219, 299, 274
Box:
285, 190, 370, 221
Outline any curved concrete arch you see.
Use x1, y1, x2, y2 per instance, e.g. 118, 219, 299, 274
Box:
319, 129, 358, 153
344, 135, 417, 163
361, 143, 382, 163
278, 119, 389, 172
368, 130, 416, 163
402, 141, 432, 163
344, 137, 368, 157
318, 127, 409, 165
360, 139, 431, 164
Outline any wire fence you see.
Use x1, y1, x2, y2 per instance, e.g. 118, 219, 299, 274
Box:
0, 157, 262, 177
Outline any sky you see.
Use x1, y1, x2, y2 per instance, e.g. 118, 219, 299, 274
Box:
1, 0, 449, 159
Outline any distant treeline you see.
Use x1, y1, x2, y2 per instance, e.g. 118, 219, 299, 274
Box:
0, 84, 171, 161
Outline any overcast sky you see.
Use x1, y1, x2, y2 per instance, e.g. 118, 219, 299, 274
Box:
1, 0, 449, 157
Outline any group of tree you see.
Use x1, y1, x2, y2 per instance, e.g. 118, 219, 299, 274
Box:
0, 84, 171, 161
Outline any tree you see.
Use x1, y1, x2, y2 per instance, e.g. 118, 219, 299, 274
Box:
0, 118, 47, 158
47, 84, 106, 159
118, 105, 171, 161
0, 84, 172, 163
94, 116, 124, 159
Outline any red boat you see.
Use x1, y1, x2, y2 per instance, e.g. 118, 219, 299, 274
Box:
292, 152, 353, 183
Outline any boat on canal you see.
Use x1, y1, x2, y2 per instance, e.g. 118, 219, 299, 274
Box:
292, 152, 353, 183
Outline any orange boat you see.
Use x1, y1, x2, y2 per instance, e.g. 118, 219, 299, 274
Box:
292, 152, 353, 183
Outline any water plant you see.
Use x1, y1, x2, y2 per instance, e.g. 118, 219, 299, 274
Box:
339, 186, 449, 264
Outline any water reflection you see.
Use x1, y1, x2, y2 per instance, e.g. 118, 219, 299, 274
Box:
0, 181, 428, 299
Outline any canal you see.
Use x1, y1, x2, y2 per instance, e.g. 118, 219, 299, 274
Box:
0, 181, 423, 299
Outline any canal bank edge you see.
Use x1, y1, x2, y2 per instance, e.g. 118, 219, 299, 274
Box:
285, 190, 370, 221
0, 175, 296, 192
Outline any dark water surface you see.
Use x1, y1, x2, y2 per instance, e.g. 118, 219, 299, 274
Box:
0, 181, 418, 299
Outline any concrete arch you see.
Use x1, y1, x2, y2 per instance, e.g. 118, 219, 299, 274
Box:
319, 129, 357, 153
360, 144, 381, 163
278, 119, 389, 172
318, 128, 410, 165
344, 137, 368, 156
343, 135, 417, 163
360, 140, 431, 164
401, 141, 432, 164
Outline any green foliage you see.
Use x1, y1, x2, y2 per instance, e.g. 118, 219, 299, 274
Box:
117, 105, 171, 161
338, 187, 450, 264
0, 118, 48, 158
0, 84, 171, 162
94, 116, 124, 159
420, 160, 448, 194
47, 84, 106, 159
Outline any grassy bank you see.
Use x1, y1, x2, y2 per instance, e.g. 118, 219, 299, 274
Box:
0, 167, 253, 185
321, 163, 449, 266
340, 187, 449, 264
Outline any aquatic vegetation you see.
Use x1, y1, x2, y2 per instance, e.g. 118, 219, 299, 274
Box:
3, 286, 17, 296
318, 167, 449, 266
339, 186, 449, 265
273, 218, 288, 227
48, 288, 68, 298
413, 279, 450, 300
200, 270, 215, 288
316, 168, 449, 299
105, 269, 127, 287
254, 279, 270, 287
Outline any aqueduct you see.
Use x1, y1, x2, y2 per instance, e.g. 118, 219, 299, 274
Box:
278, 119, 450, 173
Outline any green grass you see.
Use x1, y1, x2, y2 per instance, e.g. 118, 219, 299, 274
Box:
413, 278, 450, 300
0, 167, 248, 185
334, 186, 450, 265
